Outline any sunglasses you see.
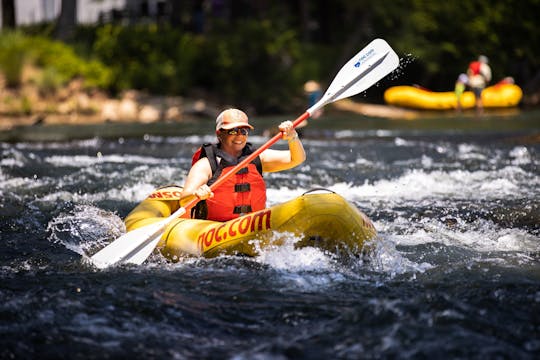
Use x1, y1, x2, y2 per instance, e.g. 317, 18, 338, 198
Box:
220, 127, 250, 136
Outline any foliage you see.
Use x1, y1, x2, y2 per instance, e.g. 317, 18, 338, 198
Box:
91, 21, 308, 112
0, 31, 112, 93
27, 35, 112, 90
367, 0, 540, 89
7, 0, 540, 111
0, 31, 28, 87
92, 23, 195, 94
202, 19, 304, 112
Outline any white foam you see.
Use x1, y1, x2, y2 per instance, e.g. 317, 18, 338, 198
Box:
266, 187, 306, 205
254, 233, 334, 271
457, 143, 487, 160
382, 216, 540, 254
368, 236, 434, 277
509, 146, 533, 165
47, 204, 125, 257
327, 166, 537, 202
44, 154, 168, 167
12, 137, 103, 150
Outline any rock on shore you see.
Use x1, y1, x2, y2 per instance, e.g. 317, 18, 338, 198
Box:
0, 78, 221, 131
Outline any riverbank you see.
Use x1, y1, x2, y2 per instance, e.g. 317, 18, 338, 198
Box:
4, 74, 540, 133
0, 74, 427, 132
0, 88, 222, 132
0, 74, 530, 134
2, 79, 539, 139
2, 108, 539, 144
0, 100, 420, 132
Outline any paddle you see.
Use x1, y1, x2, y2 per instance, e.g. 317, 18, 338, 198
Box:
90, 38, 399, 269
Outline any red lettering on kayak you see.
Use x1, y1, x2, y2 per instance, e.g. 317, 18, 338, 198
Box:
228, 218, 241, 237
197, 233, 204, 252
204, 228, 215, 247
360, 212, 375, 230
199, 210, 273, 251
147, 190, 182, 199
250, 210, 271, 231
238, 216, 250, 234
215, 224, 227, 243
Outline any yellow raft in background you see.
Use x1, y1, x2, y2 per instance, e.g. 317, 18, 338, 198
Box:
125, 186, 377, 260
384, 83, 522, 110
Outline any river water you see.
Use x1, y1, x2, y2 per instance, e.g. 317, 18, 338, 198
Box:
1, 111, 539, 359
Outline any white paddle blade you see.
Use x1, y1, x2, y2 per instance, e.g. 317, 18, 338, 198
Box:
121, 233, 163, 266
90, 219, 169, 269
309, 38, 399, 114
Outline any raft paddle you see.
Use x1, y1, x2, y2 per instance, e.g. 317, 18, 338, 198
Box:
90, 38, 399, 269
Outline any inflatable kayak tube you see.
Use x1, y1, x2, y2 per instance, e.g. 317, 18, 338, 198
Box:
124, 186, 377, 261
384, 83, 522, 110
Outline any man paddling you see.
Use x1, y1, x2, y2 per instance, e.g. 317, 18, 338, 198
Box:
179, 108, 306, 221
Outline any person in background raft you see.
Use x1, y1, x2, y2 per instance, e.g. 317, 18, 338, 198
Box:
467, 55, 492, 114
297, 80, 324, 137
179, 108, 306, 222
454, 73, 468, 112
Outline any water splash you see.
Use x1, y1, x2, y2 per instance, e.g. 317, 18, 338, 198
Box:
251, 232, 335, 272
367, 235, 434, 278
47, 205, 125, 256
387, 53, 416, 81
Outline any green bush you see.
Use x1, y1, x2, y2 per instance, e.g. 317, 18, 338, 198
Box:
0, 31, 112, 93
91, 22, 316, 111
204, 19, 304, 112
27, 35, 112, 91
7, 24, 333, 112
93, 24, 201, 94
0, 32, 29, 87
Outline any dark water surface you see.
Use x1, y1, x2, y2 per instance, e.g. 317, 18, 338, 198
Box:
1, 111, 539, 359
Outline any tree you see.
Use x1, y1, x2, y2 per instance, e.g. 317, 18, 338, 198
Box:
54, 0, 77, 40
1, 0, 16, 29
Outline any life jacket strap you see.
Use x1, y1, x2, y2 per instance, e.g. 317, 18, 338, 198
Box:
234, 183, 251, 192
233, 205, 252, 214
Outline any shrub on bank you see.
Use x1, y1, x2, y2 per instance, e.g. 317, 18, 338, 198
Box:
91, 22, 317, 112
0, 32, 28, 87
0, 31, 112, 93
6, 24, 328, 113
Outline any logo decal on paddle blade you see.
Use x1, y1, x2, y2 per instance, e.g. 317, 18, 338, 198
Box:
354, 48, 375, 68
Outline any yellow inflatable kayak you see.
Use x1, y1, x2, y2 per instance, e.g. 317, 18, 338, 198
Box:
124, 186, 377, 260
384, 83, 522, 110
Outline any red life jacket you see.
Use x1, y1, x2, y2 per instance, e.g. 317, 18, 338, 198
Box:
468, 61, 481, 76
191, 143, 266, 221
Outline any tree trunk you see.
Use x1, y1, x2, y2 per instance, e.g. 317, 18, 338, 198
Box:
54, 0, 77, 41
1, 0, 16, 29
168, 0, 183, 27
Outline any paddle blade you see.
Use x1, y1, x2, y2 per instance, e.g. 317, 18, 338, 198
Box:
119, 232, 163, 266
90, 219, 169, 269
309, 38, 399, 113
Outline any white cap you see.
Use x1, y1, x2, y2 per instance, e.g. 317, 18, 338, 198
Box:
215, 109, 253, 130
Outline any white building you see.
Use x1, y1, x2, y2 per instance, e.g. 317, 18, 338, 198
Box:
1, 0, 171, 27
